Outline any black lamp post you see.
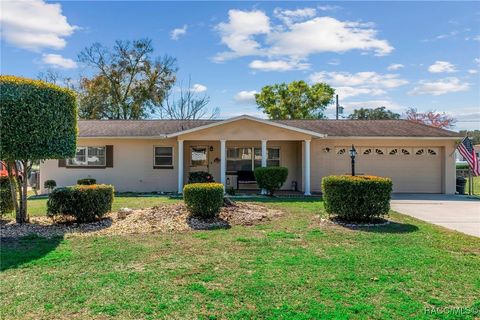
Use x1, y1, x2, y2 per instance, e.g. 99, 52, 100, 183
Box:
349, 145, 357, 176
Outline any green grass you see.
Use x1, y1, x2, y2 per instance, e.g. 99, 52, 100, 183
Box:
1, 198, 479, 319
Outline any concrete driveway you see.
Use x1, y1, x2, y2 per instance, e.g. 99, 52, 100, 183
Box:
391, 194, 480, 237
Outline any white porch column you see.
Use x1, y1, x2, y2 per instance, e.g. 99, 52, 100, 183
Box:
220, 139, 226, 191
177, 140, 184, 194
261, 139, 268, 194
261, 140, 267, 167
304, 140, 311, 196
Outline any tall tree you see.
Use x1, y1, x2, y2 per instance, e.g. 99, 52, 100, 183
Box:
255, 80, 335, 120
160, 78, 219, 120
459, 130, 480, 144
37, 69, 76, 90
348, 107, 400, 120
78, 38, 177, 119
0, 76, 77, 223
404, 108, 455, 129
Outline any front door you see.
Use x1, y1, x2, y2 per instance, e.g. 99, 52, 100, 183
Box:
190, 146, 209, 173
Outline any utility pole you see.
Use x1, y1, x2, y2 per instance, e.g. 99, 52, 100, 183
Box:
336, 94, 339, 120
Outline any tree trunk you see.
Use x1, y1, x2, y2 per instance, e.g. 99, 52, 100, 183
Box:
14, 161, 28, 223
6, 162, 19, 215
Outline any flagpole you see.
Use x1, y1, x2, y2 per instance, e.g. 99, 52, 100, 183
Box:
449, 137, 466, 157
468, 167, 472, 195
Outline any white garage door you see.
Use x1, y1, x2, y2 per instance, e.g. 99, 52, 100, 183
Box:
333, 146, 443, 193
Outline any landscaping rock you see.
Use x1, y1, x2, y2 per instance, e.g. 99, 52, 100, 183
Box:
0, 203, 283, 238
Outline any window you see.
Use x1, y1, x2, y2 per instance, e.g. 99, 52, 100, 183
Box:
375, 148, 385, 155
388, 148, 398, 155
336, 147, 347, 155
427, 148, 438, 156
363, 148, 373, 155
154, 146, 173, 167
191, 146, 208, 167
401, 148, 411, 155
227, 147, 279, 172
67, 147, 106, 167
415, 148, 425, 155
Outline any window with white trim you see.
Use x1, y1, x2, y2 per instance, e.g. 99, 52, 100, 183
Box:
227, 147, 280, 172
67, 146, 106, 167
154, 146, 173, 167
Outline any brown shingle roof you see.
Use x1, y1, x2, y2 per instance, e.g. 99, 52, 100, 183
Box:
78, 118, 461, 138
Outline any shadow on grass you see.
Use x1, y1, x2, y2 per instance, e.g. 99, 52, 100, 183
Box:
1, 234, 64, 271
341, 221, 419, 234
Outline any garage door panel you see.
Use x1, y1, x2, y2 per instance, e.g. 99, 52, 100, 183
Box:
333, 147, 443, 193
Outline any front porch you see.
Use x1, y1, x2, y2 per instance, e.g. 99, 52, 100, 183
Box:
176, 139, 313, 195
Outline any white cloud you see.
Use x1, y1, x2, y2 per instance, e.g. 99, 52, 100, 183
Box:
387, 63, 404, 71
0, 0, 77, 51
213, 9, 393, 69
267, 17, 393, 58
475, 58, 480, 65
327, 59, 340, 66
233, 90, 258, 104
249, 59, 310, 71
214, 10, 270, 62
317, 5, 341, 11
468, 69, 478, 74
190, 84, 207, 93
409, 77, 470, 96
41, 53, 77, 69
170, 25, 187, 40
309, 71, 408, 98
428, 60, 457, 73
273, 8, 316, 25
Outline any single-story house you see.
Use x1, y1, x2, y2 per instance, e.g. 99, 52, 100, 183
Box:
39, 115, 462, 194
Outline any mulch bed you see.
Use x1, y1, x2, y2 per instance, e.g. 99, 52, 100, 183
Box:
0, 203, 282, 239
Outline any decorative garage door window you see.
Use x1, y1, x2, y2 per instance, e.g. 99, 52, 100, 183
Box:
345, 147, 437, 156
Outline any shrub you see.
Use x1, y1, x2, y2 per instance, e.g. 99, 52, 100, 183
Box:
188, 171, 215, 183
226, 186, 236, 196
47, 184, 114, 222
44, 179, 57, 191
183, 183, 224, 218
0, 176, 15, 215
77, 178, 96, 185
254, 167, 288, 196
322, 175, 392, 222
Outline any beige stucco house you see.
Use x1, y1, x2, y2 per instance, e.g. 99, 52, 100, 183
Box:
40, 115, 461, 194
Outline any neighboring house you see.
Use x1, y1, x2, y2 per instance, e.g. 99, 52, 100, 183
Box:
39, 115, 461, 194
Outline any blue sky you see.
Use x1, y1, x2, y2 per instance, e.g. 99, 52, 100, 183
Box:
1, 1, 479, 129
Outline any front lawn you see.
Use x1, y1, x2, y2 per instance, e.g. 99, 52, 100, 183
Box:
1, 198, 479, 319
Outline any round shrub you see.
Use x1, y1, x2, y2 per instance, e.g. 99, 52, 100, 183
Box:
44, 179, 57, 191
322, 175, 393, 222
77, 178, 96, 185
254, 167, 288, 196
188, 171, 215, 183
0, 176, 15, 215
47, 184, 114, 222
183, 183, 224, 218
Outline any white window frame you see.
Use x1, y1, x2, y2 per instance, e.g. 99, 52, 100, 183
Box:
154, 146, 174, 168
67, 146, 106, 167
226, 146, 280, 172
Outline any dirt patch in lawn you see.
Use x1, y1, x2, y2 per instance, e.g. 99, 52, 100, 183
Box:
0, 203, 282, 238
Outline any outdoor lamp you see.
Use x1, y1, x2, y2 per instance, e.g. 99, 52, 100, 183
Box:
349, 145, 357, 176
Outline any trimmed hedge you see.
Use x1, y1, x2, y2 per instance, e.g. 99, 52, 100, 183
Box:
254, 167, 288, 196
188, 171, 215, 183
47, 184, 114, 222
0, 75, 77, 161
322, 175, 392, 222
183, 183, 224, 218
0, 176, 15, 215
77, 178, 96, 185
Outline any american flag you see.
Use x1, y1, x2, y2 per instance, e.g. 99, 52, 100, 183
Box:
457, 137, 479, 176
